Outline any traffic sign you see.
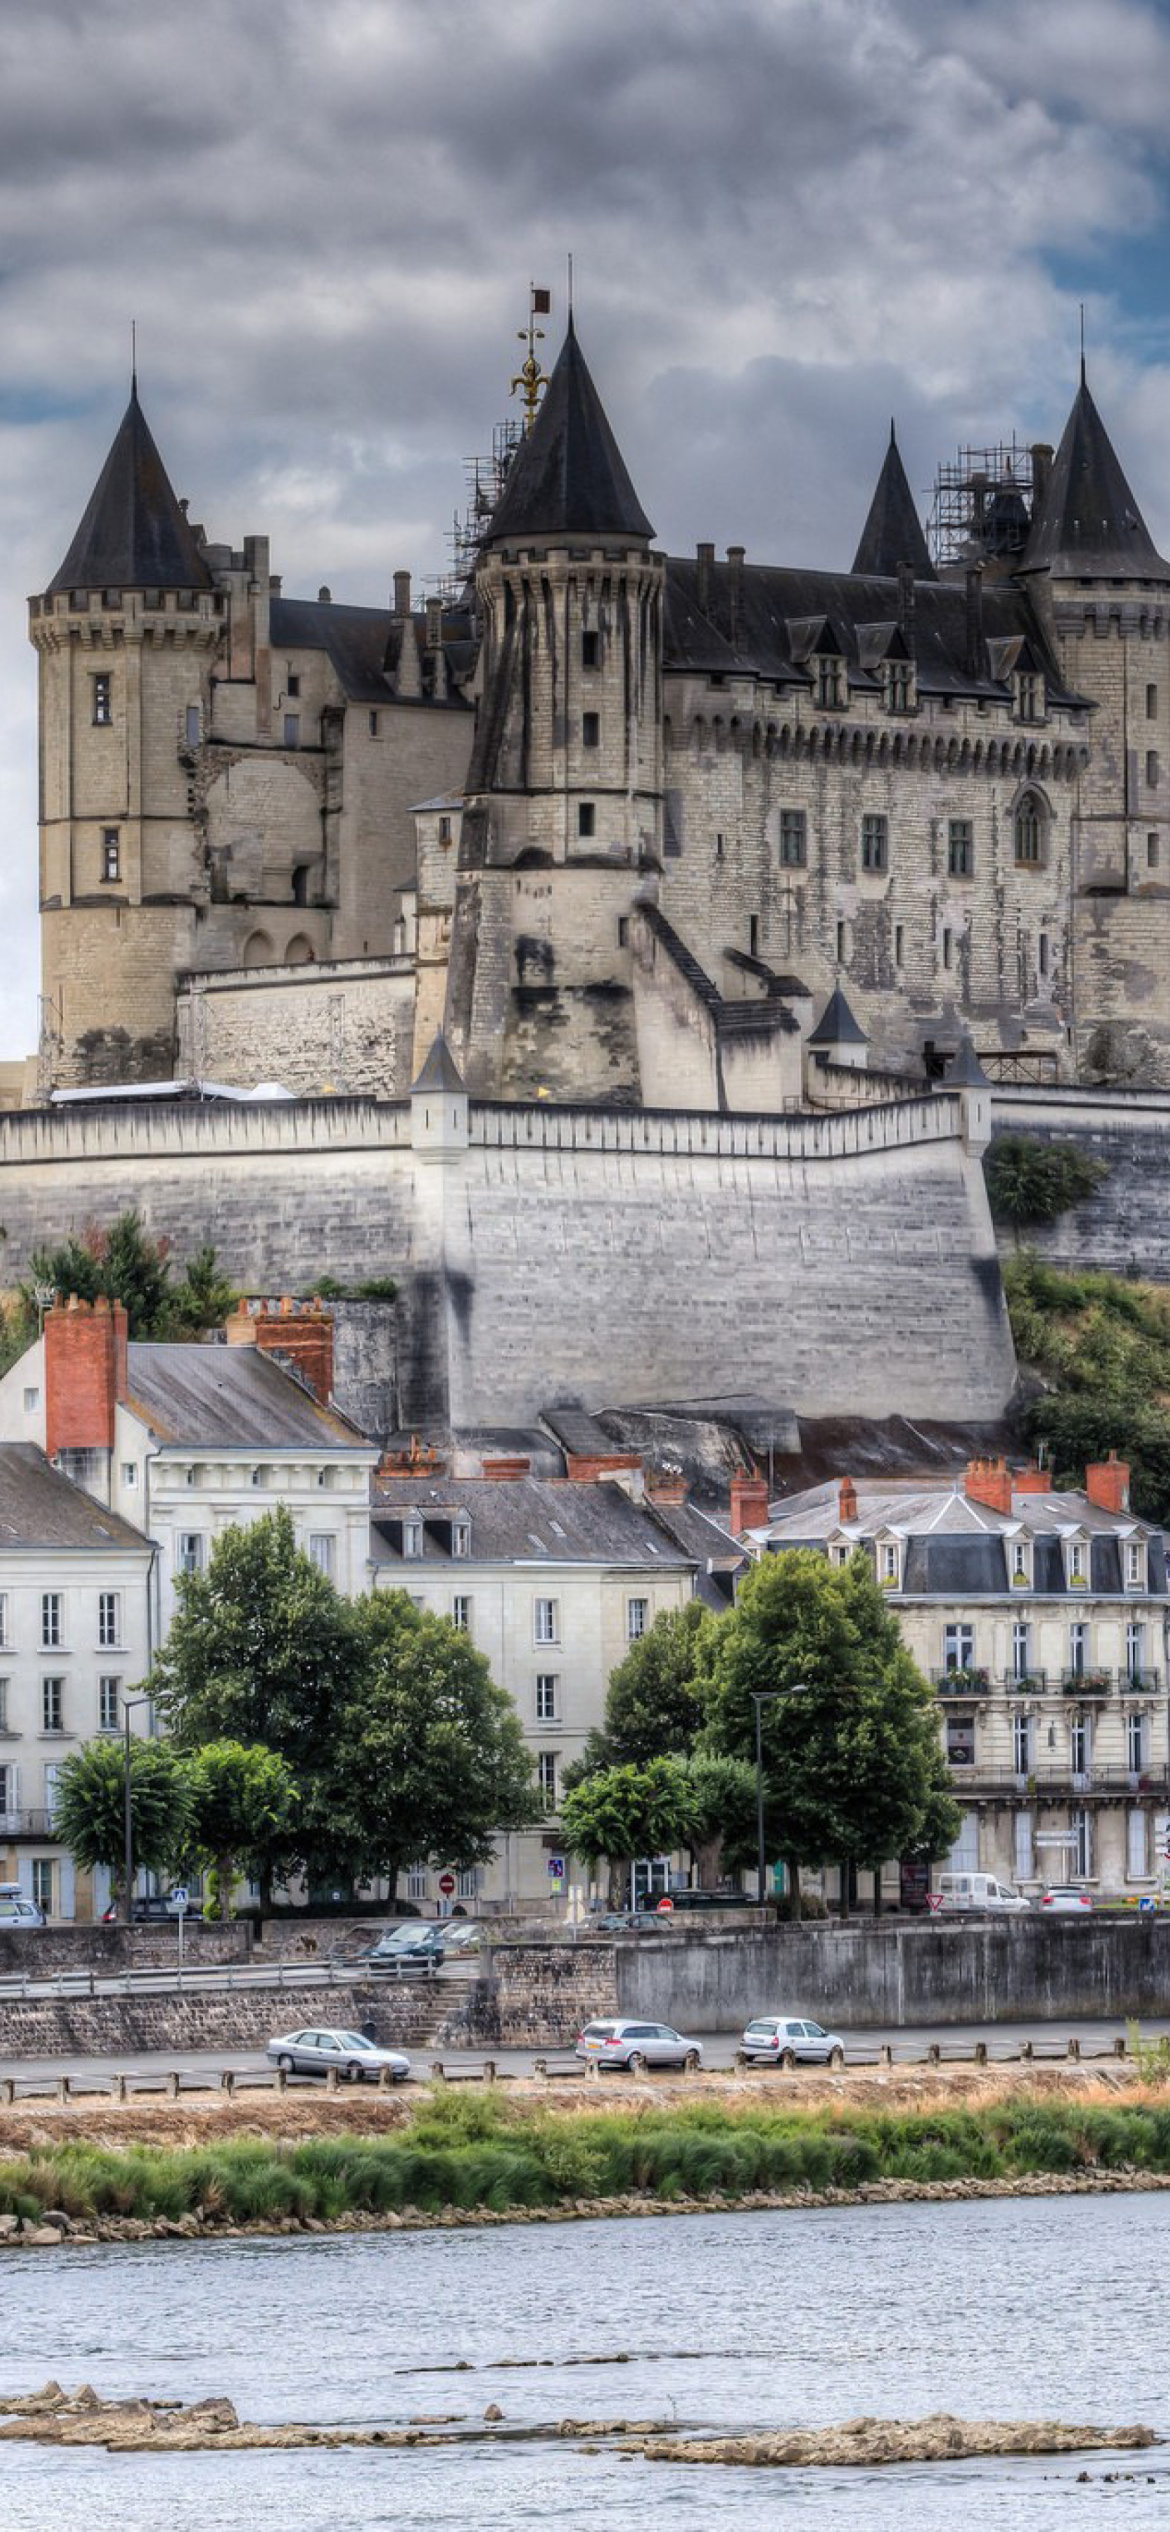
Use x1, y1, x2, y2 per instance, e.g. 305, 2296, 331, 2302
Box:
438, 1872, 456, 1896
546, 1856, 566, 1880
171, 1887, 189, 1912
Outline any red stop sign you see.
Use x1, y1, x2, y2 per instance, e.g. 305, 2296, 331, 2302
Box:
438, 1873, 456, 1895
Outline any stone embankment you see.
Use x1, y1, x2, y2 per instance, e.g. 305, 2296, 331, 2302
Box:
0, 2384, 1157, 2469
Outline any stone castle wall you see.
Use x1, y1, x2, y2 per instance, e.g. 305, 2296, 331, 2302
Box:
174, 955, 415, 1098
990, 1085, 1170, 1277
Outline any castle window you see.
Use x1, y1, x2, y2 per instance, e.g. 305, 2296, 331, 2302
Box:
1014, 794, 1044, 867
368, 711, 379, 737
438, 815, 452, 846
715, 832, 725, 861
617, 916, 629, 948
860, 814, 888, 873
749, 914, 760, 957
1149, 833, 1160, 869
836, 918, 847, 964
581, 630, 599, 669
1147, 684, 1158, 719
814, 655, 845, 710
1015, 670, 1043, 723
284, 714, 300, 749
582, 712, 600, 749
286, 674, 300, 698
1148, 751, 1160, 788
886, 661, 914, 714
1038, 931, 1050, 978
942, 926, 953, 971
894, 923, 904, 967
101, 829, 120, 883
185, 705, 201, 747
779, 809, 806, 868
948, 819, 974, 878
577, 803, 595, 838
91, 674, 112, 726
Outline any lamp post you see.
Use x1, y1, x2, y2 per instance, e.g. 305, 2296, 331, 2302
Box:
122, 1694, 153, 1926
752, 1685, 808, 1906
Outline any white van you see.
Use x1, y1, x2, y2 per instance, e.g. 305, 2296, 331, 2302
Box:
934, 1871, 1030, 1914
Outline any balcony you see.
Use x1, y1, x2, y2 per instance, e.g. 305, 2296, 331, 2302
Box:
0, 1810, 58, 1840
1061, 1670, 1113, 1697
935, 1669, 990, 1697
947, 1764, 1169, 1799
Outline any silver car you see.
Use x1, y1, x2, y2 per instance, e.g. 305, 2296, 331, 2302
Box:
742, 2015, 845, 2068
266, 2026, 411, 2083
575, 2018, 703, 2073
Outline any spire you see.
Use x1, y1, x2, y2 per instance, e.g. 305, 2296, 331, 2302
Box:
852, 422, 936, 580
411, 1029, 466, 1095
47, 386, 213, 596
808, 985, 867, 1048
484, 318, 654, 545
1021, 372, 1170, 583
946, 1030, 989, 1088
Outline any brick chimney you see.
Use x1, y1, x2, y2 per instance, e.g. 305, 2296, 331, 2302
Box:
730, 1471, 770, 1533
45, 1294, 128, 1460
1013, 1464, 1053, 1496
1085, 1451, 1130, 1515
647, 1470, 688, 1506
838, 1476, 858, 1525
965, 1455, 1013, 1516
229, 1297, 334, 1407
480, 1454, 531, 1482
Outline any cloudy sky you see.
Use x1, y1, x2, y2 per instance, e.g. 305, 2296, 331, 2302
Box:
2, 0, 1170, 1057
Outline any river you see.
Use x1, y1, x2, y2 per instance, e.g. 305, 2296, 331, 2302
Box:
1, 2194, 1167, 2529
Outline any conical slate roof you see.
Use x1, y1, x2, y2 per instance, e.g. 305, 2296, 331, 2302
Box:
946, 1031, 989, 1088
852, 425, 936, 580
411, 1030, 466, 1095
808, 985, 867, 1048
1021, 374, 1170, 583
48, 385, 213, 595
484, 319, 654, 546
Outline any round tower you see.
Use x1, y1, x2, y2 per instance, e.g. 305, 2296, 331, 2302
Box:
28, 384, 223, 1088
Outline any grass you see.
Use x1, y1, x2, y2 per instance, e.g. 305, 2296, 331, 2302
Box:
6, 2086, 1170, 2230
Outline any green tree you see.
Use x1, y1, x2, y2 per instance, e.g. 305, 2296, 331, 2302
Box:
706, 1549, 958, 1917
183, 1740, 299, 1919
602, 1601, 717, 1765
318, 1591, 540, 1901
52, 1738, 194, 1920
18, 1211, 235, 1345
169, 1244, 238, 1336
680, 1750, 757, 1889
150, 1506, 355, 1899
561, 1757, 695, 1906
984, 1136, 1107, 1242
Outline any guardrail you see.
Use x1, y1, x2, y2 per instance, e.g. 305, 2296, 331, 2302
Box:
0, 2031, 1143, 2104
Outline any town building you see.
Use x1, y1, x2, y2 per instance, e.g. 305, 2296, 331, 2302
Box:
27, 314, 1170, 1105
0, 1443, 153, 1921
750, 1454, 1169, 1899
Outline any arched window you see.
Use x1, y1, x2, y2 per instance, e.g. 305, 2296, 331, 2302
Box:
284, 933, 315, 965
242, 929, 275, 968
1014, 792, 1044, 868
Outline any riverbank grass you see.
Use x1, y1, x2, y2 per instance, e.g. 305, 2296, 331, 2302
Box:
6, 2088, 1170, 2231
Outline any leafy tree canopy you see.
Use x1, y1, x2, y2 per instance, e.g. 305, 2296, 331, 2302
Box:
680, 1750, 757, 1887
985, 1135, 1107, 1239
561, 1757, 695, 1886
4, 1210, 237, 1368
182, 1739, 299, 1918
52, 1739, 193, 1916
601, 1601, 717, 1766
1005, 1253, 1170, 1522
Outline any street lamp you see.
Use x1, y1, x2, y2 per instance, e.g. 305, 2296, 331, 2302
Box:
122, 1694, 153, 1926
752, 1685, 809, 1906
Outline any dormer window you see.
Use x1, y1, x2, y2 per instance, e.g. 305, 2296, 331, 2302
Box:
828, 1539, 851, 1569
403, 1520, 423, 1559
1010, 1539, 1032, 1589
879, 1540, 900, 1589
1125, 1539, 1145, 1589
1067, 1539, 1088, 1589
1015, 670, 1044, 724
451, 1520, 471, 1559
885, 660, 915, 714
815, 655, 846, 710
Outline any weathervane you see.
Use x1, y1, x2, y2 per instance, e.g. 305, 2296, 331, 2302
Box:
511, 284, 551, 433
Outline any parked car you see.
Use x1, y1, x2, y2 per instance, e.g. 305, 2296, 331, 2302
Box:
662, 1889, 753, 1912
0, 1883, 44, 1927
595, 1911, 679, 1934
265, 2026, 412, 2083
575, 2018, 703, 2072
741, 2015, 845, 2068
933, 1872, 1030, 1914
1039, 1885, 1095, 1913
102, 1893, 198, 1925
356, 1924, 447, 1968
438, 1919, 486, 1956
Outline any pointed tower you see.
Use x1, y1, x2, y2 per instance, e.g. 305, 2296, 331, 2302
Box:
447, 319, 665, 1102
29, 385, 223, 1087
852, 425, 936, 581
1020, 369, 1170, 1078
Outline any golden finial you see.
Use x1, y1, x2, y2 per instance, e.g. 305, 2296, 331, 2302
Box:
510, 284, 551, 433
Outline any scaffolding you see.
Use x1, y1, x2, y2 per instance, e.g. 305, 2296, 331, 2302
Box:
928, 438, 1036, 570
443, 416, 524, 594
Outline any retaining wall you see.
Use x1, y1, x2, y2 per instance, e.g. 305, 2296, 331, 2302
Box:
0, 1978, 442, 2061
0, 1924, 250, 1976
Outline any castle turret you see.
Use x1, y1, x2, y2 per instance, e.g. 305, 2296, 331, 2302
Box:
29, 383, 223, 1087
852, 423, 936, 581
446, 319, 665, 1102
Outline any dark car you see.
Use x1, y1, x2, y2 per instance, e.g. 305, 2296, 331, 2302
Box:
356, 1924, 447, 1969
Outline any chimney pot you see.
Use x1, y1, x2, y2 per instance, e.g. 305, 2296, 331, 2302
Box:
394, 570, 412, 618
318, 585, 331, 603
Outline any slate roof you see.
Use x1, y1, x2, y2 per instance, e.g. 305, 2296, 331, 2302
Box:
659, 556, 1081, 703
411, 1032, 465, 1095
852, 426, 936, 580
123, 1345, 369, 1449
371, 1476, 694, 1570
48, 387, 213, 596
808, 985, 867, 1048
0, 1446, 150, 1552
1021, 374, 1170, 584
268, 595, 475, 707
759, 1477, 1168, 1597
946, 1032, 990, 1088
485, 319, 654, 546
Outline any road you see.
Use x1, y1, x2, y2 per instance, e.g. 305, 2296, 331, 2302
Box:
3, 2015, 1166, 2093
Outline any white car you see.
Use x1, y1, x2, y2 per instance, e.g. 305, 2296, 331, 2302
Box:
741, 2015, 845, 2068
1039, 1886, 1094, 1914
575, 2018, 703, 2072
266, 2026, 411, 2083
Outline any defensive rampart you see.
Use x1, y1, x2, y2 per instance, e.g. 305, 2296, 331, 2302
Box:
990, 1085, 1170, 1278
0, 1084, 1014, 1428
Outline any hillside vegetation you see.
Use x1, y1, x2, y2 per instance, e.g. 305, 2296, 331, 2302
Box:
1004, 1254, 1170, 1521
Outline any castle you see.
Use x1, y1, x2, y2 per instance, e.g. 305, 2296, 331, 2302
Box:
27, 319, 1170, 1107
